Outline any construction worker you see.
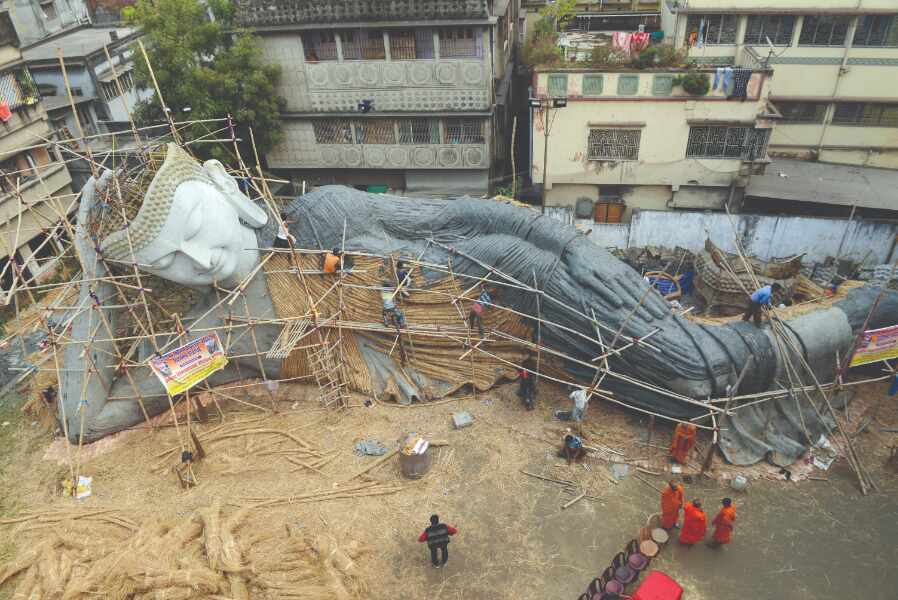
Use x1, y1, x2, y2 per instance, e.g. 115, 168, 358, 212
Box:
381, 281, 406, 328
417, 514, 458, 568
742, 282, 782, 326
660, 480, 685, 529
709, 498, 737, 548
323, 248, 342, 274
559, 430, 586, 464
678, 499, 707, 546
570, 386, 590, 422
395, 260, 411, 298
467, 285, 492, 338
669, 422, 696, 464
517, 356, 537, 410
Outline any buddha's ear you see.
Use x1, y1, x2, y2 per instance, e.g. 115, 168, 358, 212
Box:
202, 159, 268, 228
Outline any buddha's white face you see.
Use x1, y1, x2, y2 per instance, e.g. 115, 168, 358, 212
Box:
133, 162, 267, 287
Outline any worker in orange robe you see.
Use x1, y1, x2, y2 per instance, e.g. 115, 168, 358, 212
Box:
323, 248, 342, 274
678, 499, 707, 546
669, 422, 696, 464
660, 480, 685, 529
709, 498, 736, 547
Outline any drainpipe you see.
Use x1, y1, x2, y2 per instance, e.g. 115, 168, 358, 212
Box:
815, 12, 859, 157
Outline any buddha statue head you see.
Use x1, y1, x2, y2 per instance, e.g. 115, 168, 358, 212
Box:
94, 143, 268, 288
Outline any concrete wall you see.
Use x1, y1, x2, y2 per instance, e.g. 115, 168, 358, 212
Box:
559, 208, 898, 264
267, 119, 491, 171
257, 29, 492, 114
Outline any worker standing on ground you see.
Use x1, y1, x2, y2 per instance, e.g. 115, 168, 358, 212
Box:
381, 281, 406, 329
468, 285, 492, 338
660, 480, 685, 529
517, 356, 537, 410
417, 514, 458, 568
709, 498, 737, 548
742, 282, 782, 326
570, 386, 590, 422
678, 499, 707, 546
323, 248, 342, 274
669, 422, 696, 464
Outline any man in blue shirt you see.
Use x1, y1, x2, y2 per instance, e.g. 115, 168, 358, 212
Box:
742, 282, 782, 326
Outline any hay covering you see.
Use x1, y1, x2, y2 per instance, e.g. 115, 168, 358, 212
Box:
265, 253, 530, 402
0, 501, 364, 599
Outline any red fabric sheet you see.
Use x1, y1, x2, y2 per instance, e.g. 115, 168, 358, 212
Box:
631, 571, 683, 600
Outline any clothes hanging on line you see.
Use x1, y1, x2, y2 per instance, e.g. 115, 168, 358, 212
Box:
613, 31, 633, 56
731, 68, 752, 99
650, 30, 665, 43
0, 101, 10, 123
697, 18, 705, 48
688, 31, 698, 47
630, 31, 650, 53
713, 67, 734, 93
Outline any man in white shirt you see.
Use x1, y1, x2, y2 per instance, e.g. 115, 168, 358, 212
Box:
570, 387, 590, 422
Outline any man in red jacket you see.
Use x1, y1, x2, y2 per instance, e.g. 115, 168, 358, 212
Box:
678, 499, 707, 547
418, 514, 458, 567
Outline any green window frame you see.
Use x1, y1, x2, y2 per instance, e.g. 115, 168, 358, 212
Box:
582, 74, 603, 96
547, 74, 568, 97
617, 75, 639, 95
652, 75, 674, 96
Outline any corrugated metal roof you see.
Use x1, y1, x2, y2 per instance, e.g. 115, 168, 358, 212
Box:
746, 159, 898, 211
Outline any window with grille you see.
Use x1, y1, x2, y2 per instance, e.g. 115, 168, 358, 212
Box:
587, 129, 641, 161
101, 80, 117, 101
303, 31, 338, 61
438, 27, 482, 58
341, 29, 386, 60
28, 231, 58, 263
445, 119, 485, 144
547, 74, 568, 97
744, 16, 796, 45
687, 126, 769, 159
313, 120, 353, 143
355, 120, 396, 144
389, 29, 434, 59
685, 14, 738, 45
799, 16, 850, 46
582, 74, 603, 96
853, 15, 898, 47
777, 102, 828, 123
832, 103, 898, 127
0, 69, 39, 111
398, 119, 440, 144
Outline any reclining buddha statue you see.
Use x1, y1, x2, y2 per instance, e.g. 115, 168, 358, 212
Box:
61, 143, 897, 465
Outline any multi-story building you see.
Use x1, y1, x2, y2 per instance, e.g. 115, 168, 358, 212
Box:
7, 0, 91, 46
22, 25, 149, 188
236, 0, 519, 196
662, 0, 898, 169
531, 61, 774, 219
0, 10, 73, 289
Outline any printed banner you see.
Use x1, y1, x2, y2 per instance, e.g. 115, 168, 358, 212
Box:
149, 333, 228, 396
850, 324, 898, 367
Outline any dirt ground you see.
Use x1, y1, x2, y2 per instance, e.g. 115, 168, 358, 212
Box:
1, 376, 897, 599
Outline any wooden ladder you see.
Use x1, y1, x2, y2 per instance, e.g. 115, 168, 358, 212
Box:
308, 334, 348, 409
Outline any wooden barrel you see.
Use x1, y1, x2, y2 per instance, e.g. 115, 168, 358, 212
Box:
651, 527, 669, 546
398, 449, 432, 479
